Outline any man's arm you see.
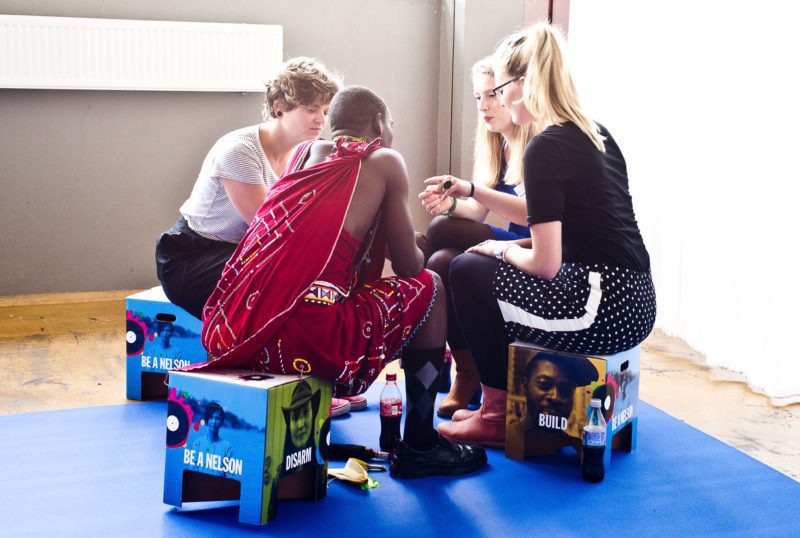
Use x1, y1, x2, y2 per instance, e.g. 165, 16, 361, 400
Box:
374, 150, 424, 277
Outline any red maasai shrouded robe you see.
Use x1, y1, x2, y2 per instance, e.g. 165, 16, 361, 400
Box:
186, 138, 435, 396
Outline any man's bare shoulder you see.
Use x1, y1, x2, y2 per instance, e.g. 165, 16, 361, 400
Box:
363, 147, 407, 176
305, 140, 335, 165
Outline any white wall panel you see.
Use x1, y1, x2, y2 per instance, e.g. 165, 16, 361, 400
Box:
0, 15, 282, 91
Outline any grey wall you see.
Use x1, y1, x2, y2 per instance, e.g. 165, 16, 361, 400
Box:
0, 90, 261, 293
0, 0, 526, 295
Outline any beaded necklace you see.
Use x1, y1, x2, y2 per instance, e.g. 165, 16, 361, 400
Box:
332, 134, 368, 144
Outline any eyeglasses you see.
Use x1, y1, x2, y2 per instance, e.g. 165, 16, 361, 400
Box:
490, 76, 521, 96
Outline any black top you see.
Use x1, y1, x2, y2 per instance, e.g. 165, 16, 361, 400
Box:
524, 121, 650, 272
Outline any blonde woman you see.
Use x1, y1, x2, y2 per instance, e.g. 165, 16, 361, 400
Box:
417, 57, 535, 419
436, 23, 655, 447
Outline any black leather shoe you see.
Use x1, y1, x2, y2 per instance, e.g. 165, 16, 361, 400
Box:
389, 434, 487, 478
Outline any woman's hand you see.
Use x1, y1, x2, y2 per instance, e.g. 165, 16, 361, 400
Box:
467, 239, 515, 260
419, 174, 472, 216
470, 225, 560, 279
422, 175, 471, 199
418, 185, 454, 216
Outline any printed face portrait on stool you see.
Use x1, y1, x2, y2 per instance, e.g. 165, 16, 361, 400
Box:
522, 353, 598, 430
282, 380, 320, 451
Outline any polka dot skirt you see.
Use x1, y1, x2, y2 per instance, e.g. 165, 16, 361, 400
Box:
494, 262, 656, 355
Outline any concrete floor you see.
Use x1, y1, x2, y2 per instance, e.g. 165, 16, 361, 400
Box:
1, 291, 798, 482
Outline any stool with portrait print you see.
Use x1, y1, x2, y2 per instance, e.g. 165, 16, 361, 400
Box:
126, 286, 208, 400
505, 342, 640, 472
163, 369, 332, 525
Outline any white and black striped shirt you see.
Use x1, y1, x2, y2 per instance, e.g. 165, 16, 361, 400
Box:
180, 124, 277, 243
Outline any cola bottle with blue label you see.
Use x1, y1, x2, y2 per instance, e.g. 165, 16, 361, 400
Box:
581, 397, 606, 483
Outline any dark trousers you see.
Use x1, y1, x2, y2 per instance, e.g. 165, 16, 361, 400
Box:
449, 253, 510, 390
155, 216, 238, 320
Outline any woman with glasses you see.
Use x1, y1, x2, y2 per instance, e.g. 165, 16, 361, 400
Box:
416, 57, 536, 420
435, 23, 656, 447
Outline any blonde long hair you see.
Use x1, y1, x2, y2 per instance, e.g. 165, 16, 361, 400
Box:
471, 58, 536, 187
494, 23, 605, 152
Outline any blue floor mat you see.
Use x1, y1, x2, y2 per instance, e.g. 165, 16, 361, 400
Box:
1, 385, 798, 537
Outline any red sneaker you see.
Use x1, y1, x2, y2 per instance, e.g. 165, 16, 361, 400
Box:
330, 397, 351, 418
340, 395, 367, 411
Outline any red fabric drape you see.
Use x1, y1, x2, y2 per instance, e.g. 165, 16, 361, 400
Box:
196, 138, 384, 369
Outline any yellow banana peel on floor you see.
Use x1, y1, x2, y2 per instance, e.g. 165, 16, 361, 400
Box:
327, 457, 386, 489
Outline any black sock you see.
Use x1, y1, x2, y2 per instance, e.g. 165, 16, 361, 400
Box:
401, 347, 445, 451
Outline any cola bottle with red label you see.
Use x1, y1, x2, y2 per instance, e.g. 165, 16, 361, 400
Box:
379, 372, 403, 452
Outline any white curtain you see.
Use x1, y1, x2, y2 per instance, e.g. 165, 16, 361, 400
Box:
567, 0, 800, 404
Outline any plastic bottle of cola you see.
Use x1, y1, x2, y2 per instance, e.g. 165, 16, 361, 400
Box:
581, 397, 607, 483
379, 373, 403, 452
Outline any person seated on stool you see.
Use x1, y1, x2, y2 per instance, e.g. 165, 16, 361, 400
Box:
155, 57, 340, 320
435, 23, 656, 447
416, 56, 536, 419
154, 57, 355, 416
190, 86, 487, 478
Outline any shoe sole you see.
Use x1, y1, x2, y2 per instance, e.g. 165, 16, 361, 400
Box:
389, 457, 486, 479
345, 399, 367, 411
389, 461, 486, 478
436, 408, 455, 419
330, 402, 351, 418
436, 404, 477, 419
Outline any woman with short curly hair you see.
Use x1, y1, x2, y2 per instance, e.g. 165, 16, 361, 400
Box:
156, 57, 340, 321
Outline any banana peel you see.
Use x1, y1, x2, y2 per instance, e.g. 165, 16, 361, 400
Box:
327, 458, 386, 489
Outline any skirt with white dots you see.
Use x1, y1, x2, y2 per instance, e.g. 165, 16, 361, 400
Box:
494, 262, 656, 355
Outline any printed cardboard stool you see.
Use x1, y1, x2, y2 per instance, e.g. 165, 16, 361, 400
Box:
126, 286, 208, 400
505, 342, 640, 471
163, 369, 332, 525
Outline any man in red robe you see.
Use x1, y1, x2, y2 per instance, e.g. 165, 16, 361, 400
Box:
194, 86, 486, 478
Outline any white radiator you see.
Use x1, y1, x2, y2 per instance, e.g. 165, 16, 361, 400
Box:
0, 15, 283, 92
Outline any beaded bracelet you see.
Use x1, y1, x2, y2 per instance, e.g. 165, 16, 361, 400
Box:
441, 196, 458, 217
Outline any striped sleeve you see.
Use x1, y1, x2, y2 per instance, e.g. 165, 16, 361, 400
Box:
210, 139, 266, 185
